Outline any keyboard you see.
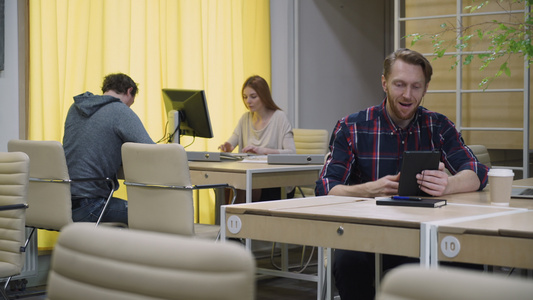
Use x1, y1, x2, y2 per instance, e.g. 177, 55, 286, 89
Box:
241, 155, 268, 163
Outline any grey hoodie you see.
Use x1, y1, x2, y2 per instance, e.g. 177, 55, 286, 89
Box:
63, 92, 154, 199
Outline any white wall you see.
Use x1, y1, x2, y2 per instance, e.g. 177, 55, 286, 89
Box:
0, 0, 22, 152
271, 0, 391, 136
270, 0, 296, 124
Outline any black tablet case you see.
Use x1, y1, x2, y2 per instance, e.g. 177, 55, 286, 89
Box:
398, 150, 441, 196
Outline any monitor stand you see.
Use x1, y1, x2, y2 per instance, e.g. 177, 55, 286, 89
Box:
168, 110, 181, 144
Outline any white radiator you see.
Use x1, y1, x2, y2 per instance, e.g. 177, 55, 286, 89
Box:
13, 228, 39, 280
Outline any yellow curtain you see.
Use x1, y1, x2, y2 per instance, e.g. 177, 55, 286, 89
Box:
29, 0, 271, 249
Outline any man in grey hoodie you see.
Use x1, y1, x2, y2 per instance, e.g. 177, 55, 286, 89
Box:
63, 73, 154, 225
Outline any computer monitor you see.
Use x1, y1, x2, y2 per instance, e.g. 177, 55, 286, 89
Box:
162, 89, 214, 143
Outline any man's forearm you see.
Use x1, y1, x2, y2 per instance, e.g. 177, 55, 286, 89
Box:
328, 183, 371, 198
445, 170, 481, 195
328, 181, 384, 198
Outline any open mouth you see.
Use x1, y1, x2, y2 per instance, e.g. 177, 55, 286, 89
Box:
399, 102, 412, 109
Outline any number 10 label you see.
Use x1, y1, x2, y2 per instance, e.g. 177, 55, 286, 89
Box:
441, 236, 461, 258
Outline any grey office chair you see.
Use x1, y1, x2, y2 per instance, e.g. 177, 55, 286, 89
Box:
121, 142, 236, 239
0, 152, 30, 300
46, 223, 256, 300
376, 264, 533, 300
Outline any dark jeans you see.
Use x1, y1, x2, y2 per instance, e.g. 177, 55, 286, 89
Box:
333, 250, 484, 300
71, 196, 128, 225
228, 187, 296, 204
259, 187, 295, 201
333, 250, 418, 300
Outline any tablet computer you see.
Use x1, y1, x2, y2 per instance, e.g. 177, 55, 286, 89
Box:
398, 150, 441, 196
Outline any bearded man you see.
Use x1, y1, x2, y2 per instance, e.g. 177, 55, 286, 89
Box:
315, 48, 489, 300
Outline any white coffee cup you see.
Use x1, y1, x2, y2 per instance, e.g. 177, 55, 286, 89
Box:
488, 168, 514, 206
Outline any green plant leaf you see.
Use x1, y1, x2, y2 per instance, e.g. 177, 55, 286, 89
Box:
500, 62, 511, 77
407, 0, 531, 89
464, 54, 474, 65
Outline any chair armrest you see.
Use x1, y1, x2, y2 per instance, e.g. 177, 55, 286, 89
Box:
0, 204, 29, 211
70, 177, 114, 184
28, 177, 116, 226
193, 183, 229, 189
30, 177, 114, 185
124, 182, 237, 204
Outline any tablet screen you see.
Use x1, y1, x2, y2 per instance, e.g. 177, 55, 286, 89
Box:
398, 150, 441, 196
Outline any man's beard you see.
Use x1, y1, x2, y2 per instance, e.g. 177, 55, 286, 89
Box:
386, 88, 421, 121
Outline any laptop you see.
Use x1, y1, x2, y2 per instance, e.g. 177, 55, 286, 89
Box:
511, 186, 533, 199
186, 151, 248, 162
267, 154, 325, 165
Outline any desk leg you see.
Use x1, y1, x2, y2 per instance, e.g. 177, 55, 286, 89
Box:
320, 247, 334, 300
375, 254, 382, 292
428, 224, 439, 268
420, 222, 432, 267
220, 205, 226, 241
214, 187, 225, 225
246, 171, 253, 203
278, 243, 288, 272
317, 247, 324, 300
244, 172, 253, 251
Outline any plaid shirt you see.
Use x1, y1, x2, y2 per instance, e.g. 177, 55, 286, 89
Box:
316, 99, 489, 195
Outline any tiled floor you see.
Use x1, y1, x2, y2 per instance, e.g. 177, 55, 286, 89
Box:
255, 245, 325, 300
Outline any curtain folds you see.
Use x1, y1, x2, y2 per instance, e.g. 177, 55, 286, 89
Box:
29, 0, 271, 248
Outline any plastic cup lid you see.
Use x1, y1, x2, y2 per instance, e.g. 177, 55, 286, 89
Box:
488, 168, 514, 177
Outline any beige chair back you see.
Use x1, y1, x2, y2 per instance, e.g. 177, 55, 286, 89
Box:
293, 128, 329, 155
0, 152, 29, 278
122, 142, 195, 236
292, 128, 329, 197
469, 144, 492, 168
47, 223, 256, 300
376, 264, 533, 300
7, 140, 72, 230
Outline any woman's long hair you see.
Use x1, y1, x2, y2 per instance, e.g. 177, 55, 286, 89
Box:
241, 75, 281, 111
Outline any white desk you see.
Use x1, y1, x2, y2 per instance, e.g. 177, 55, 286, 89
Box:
221, 196, 524, 299
435, 210, 533, 268
437, 178, 533, 209
189, 161, 323, 203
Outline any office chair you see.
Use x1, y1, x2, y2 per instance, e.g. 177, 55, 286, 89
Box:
468, 144, 492, 168
46, 223, 256, 300
0, 152, 30, 300
121, 142, 236, 239
7, 140, 120, 242
376, 264, 533, 300
292, 128, 329, 198
293, 128, 329, 155
445, 144, 492, 176
268, 129, 329, 273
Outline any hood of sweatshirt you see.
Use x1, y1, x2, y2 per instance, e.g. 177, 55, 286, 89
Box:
72, 92, 121, 117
